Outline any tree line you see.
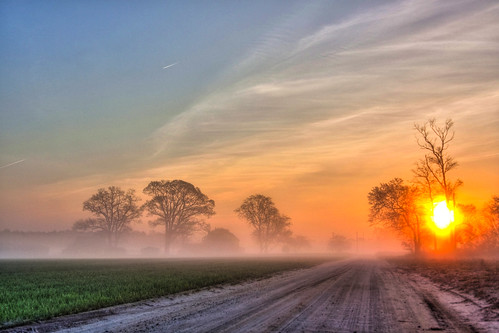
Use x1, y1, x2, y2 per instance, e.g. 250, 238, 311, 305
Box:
73, 180, 296, 254
368, 118, 498, 256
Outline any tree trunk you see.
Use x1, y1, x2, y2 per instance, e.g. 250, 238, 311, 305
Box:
114, 232, 120, 248
415, 216, 422, 256
414, 240, 422, 256
106, 231, 113, 248
413, 229, 422, 256
164, 228, 172, 255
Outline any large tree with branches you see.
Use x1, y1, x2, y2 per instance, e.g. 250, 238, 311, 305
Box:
73, 186, 142, 248
368, 178, 425, 255
235, 194, 291, 253
143, 180, 215, 254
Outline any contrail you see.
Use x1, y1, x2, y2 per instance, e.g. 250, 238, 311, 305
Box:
163, 62, 178, 70
0, 159, 26, 169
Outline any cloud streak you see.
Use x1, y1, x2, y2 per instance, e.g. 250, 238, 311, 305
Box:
162, 62, 177, 70
150, 0, 499, 170
0, 159, 26, 170
1, 0, 497, 237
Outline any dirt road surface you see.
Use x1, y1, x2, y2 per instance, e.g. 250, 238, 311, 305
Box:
7, 258, 498, 333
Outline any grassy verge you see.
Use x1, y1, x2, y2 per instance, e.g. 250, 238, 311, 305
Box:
0, 256, 330, 327
389, 257, 499, 309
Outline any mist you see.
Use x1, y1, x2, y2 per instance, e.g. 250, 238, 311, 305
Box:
0, 228, 407, 259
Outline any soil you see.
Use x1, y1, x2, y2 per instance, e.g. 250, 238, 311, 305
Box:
390, 258, 499, 312
6, 258, 499, 333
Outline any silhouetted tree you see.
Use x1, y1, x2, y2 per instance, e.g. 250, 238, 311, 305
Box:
413, 157, 437, 207
368, 178, 424, 255
235, 194, 291, 253
414, 118, 462, 205
73, 186, 142, 248
143, 180, 215, 254
282, 234, 311, 253
481, 196, 499, 253
328, 233, 351, 253
489, 196, 499, 218
202, 228, 240, 253
198, 221, 212, 235
455, 203, 480, 249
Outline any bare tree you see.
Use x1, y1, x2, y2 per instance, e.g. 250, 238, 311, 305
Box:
235, 194, 291, 253
414, 118, 462, 204
368, 178, 425, 255
413, 158, 437, 206
142, 180, 215, 254
73, 186, 142, 248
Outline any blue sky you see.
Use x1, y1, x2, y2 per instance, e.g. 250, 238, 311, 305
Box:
0, 0, 498, 244
1, 1, 285, 165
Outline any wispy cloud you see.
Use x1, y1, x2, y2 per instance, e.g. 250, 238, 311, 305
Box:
0, 159, 26, 170
150, 0, 499, 174
2, 0, 497, 236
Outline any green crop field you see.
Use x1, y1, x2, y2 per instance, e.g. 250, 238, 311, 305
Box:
0, 257, 330, 328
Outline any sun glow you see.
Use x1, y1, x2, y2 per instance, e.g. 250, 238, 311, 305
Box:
433, 201, 453, 229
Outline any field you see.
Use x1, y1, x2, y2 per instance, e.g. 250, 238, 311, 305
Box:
389, 257, 499, 311
9, 258, 499, 333
0, 257, 329, 328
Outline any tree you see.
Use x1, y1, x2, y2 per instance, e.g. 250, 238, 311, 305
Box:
235, 194, 291, 253
455, 203, 480, 249
368, 178, 425, 255
414, 118, 462, 205
282, 234, 311, 253
142, 180, 215, 254
73, 186, 142, 248
413, 157, 437, 207
202, 228, 240, 253
328, 233, 351, 253
489, 196, 499, 217
480, 196, 499, 253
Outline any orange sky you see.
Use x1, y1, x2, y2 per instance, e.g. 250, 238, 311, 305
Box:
1, 1, 498, 251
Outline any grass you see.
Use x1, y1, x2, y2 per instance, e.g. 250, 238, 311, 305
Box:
0, 256, 329, 327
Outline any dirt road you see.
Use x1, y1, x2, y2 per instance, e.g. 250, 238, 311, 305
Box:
8, 259, 497, 332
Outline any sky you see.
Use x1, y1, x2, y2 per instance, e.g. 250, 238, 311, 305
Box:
1, 0, 498, 250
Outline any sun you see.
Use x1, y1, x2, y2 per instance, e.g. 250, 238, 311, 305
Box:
433, 201, 453, 229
